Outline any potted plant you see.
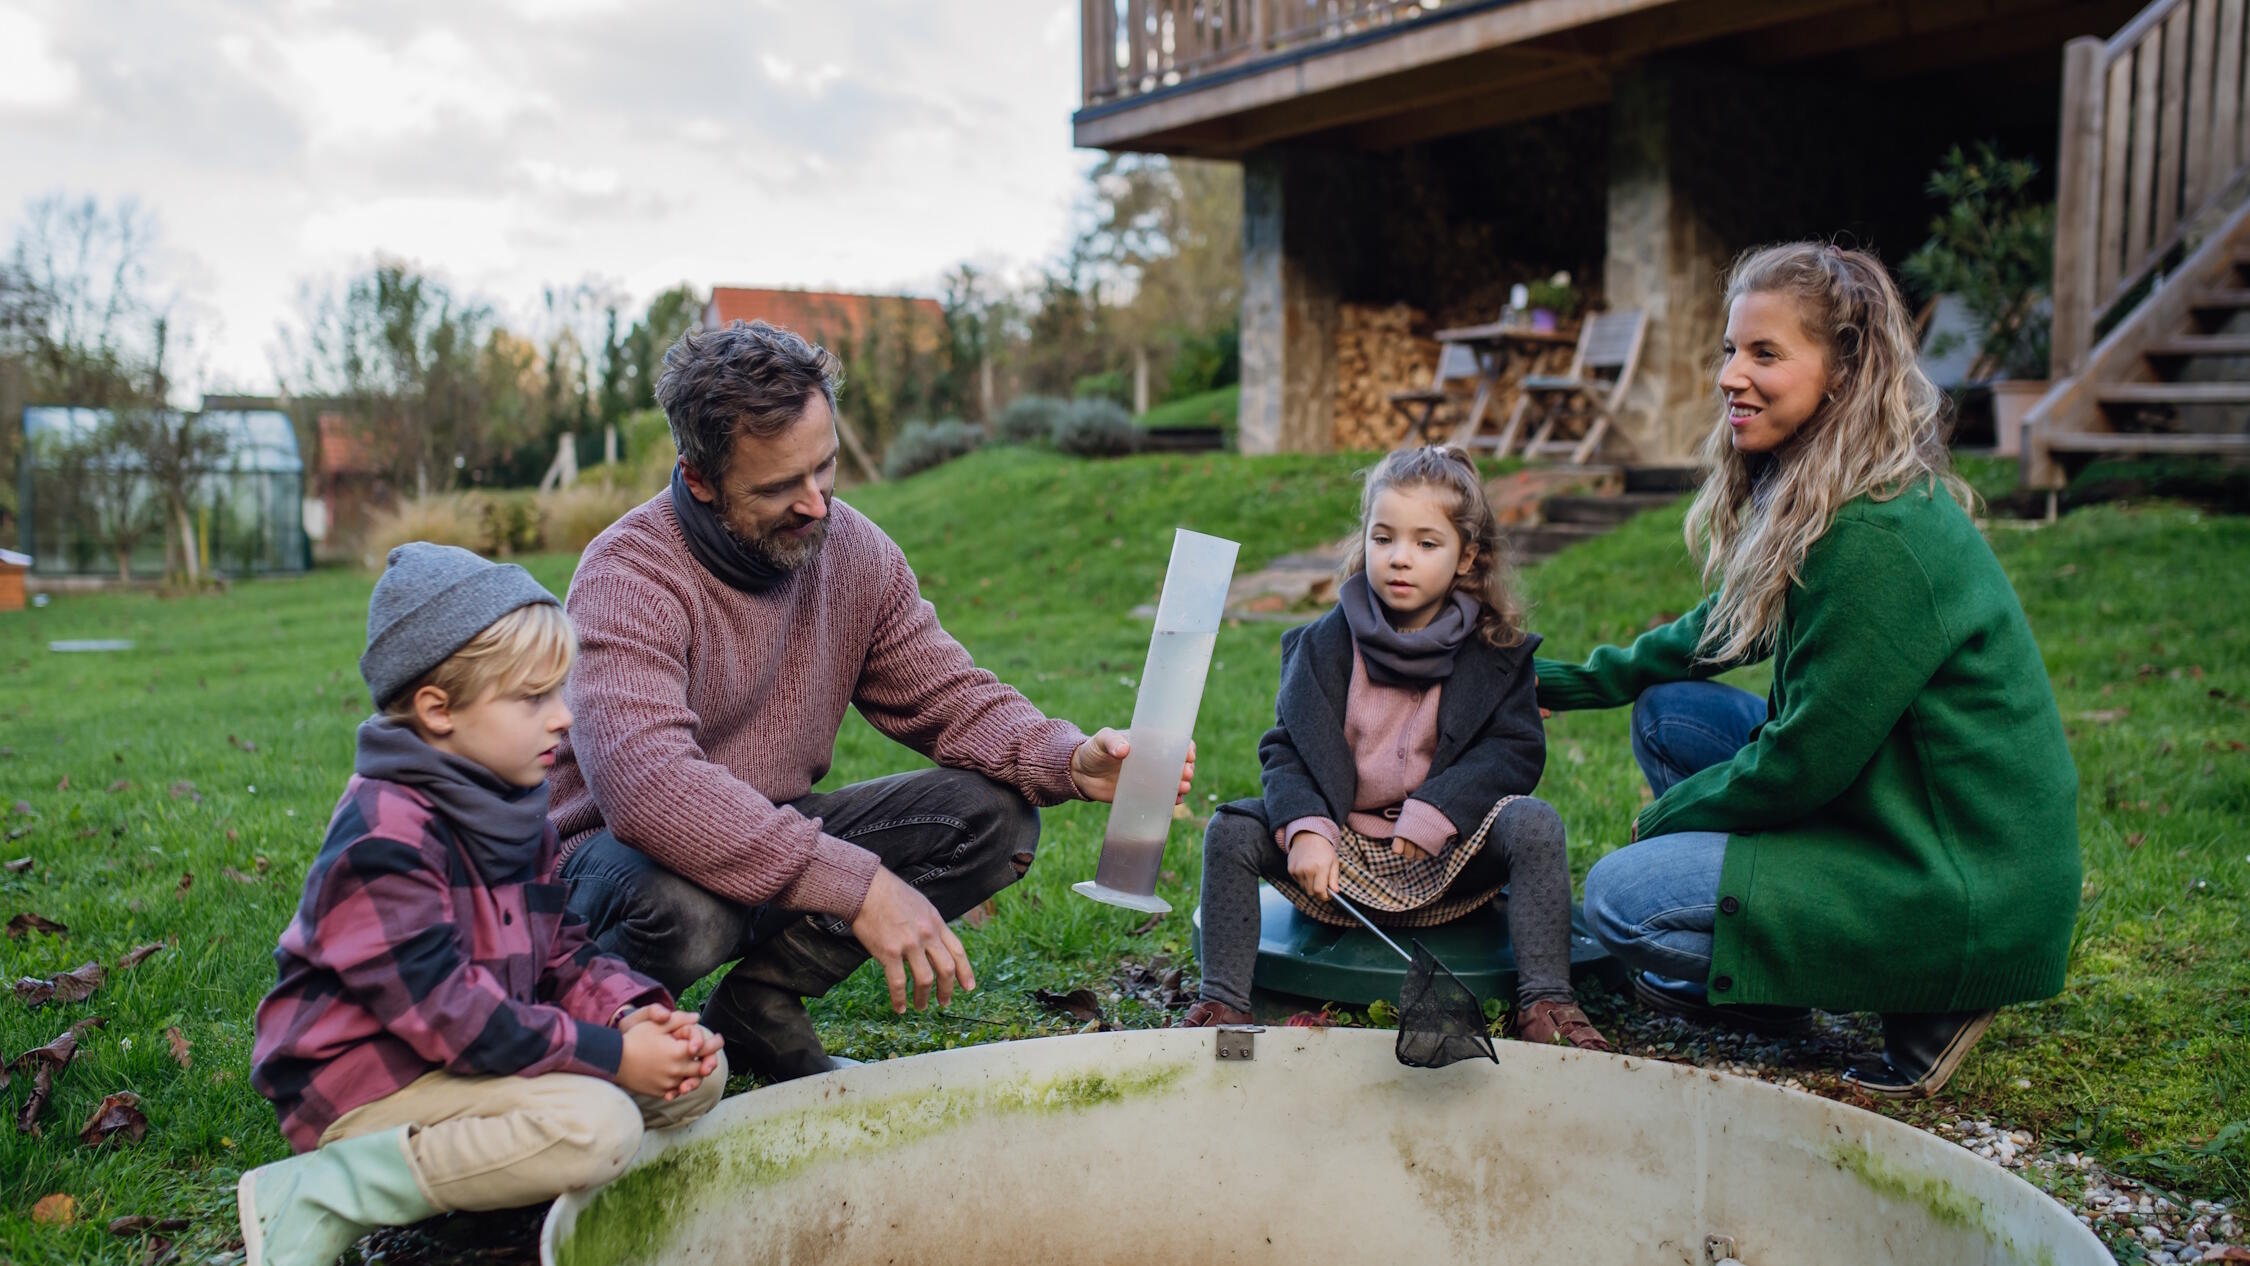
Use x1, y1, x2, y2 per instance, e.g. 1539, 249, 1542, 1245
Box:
1902, 142, 2055, 456
1523, 271, 1579, 333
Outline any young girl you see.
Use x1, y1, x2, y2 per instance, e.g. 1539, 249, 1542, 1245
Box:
1184, 446, 1610, 1051
1541, 243, 2079, 1098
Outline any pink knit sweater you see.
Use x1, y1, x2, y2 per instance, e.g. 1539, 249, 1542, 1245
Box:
1281, 647, 1458, 857
549, 493, 1086, 919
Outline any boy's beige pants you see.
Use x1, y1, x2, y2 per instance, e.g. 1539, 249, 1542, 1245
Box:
319, 1055, 727, 1211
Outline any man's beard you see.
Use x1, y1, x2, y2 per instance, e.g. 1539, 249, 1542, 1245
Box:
716, 494, 831, 573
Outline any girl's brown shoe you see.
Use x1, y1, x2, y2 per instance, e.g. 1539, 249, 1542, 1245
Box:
1514, 999, 1614, 1052
1175, 998, 1256, 1028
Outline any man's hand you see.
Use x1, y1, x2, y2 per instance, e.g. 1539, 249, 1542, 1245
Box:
1068, 728, 1196, 804
850, 867, 977, 1013
1287, 832, 1342, 902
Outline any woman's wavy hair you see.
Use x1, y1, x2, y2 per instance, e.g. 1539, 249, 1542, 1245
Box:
1340, 445, 1528, 648
1685, 242, 1975, 665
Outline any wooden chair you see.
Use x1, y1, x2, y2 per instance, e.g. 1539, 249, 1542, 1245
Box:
1386, 340, 1488, 447
1502, 309, 1648, 465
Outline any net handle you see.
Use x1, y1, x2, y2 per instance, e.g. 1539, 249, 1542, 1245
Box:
1328, 892, 1412, 964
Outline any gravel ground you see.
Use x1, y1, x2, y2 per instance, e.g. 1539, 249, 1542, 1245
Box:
1594, 1002, 2242, 1264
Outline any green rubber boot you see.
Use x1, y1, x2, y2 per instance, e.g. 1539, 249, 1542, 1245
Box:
236, 1125, 440, 1266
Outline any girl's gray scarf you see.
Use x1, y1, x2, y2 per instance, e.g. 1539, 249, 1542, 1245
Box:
354, 715, 549, 883
1338, 572, 1480, 687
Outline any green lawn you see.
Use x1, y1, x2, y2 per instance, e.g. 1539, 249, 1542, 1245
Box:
1135, 383, 1238, 431
2, 446, 2244, 1263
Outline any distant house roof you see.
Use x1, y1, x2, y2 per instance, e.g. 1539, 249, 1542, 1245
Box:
316, 412, 383, 478
703, 287, 947, 354
21, 407, 303, 474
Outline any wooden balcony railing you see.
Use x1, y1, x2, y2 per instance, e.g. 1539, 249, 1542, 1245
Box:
2053, 0, 2250, 376
1081, 0, 1444, 107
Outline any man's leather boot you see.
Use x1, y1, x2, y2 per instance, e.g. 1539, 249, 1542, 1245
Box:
704, 917, 870, 1082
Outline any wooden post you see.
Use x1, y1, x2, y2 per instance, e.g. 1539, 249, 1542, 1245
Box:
2155, 5, 2190, 248
2186, 0, 2218, 211
2053, 38, 2107, 379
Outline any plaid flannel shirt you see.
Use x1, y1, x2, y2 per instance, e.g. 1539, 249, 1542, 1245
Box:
251, 774, 669, 1152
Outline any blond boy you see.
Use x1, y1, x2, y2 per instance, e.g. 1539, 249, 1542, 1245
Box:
240, 543, 724, 1266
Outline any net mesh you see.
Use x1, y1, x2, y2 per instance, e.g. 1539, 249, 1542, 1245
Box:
1393, 938, 1498, 1068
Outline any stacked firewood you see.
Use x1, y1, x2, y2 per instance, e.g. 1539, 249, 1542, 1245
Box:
1331, 303, 1441, 451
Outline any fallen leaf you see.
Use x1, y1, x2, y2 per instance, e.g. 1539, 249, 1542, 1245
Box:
2075, 708, 2130, 725
224, 828, 239, 843
222, 867, 258, 885
15, 960, 102, 1008
2127, 832, 2147, 849
2203, 1249, 2250, 1263
78, 1091, 148, 1146
253, 854, 268, 872
165, 1026, 190, 1069
6, 912, 67, 938
166, 781, 200, 804
107, 779, 131, 793
227, 734, 257, 752
117, 942, 167, 970
5, 825, 27, 840
1285, 1010, 1339, 1028
108, 1215, 190, 1235
1129, 911, 1165, 936
142, 1236, 179, 1266
8, 1020, 99, 1134
174, 872, 193, 899
30, 1193, 77, 1225
3, 857, 28, 872
55, 775, 68, 792
1030, 987, 1105, 1025
11, 800, 33, 816
960, 897, 996, 929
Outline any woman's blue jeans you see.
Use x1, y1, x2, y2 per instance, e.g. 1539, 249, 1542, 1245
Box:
1581, 680, 1767, 984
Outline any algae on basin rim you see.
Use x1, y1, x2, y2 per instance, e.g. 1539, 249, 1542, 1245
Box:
555, 1059, 1191, 1266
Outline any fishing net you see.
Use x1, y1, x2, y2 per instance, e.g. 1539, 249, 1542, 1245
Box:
1393, 938, 1498, 1069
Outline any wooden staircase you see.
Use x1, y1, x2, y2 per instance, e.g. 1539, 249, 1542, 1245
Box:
2027, 0, 2250, 490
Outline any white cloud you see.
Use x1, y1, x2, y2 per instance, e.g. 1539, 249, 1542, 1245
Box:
0, 4, 79, 112
0, 1, 1098, 389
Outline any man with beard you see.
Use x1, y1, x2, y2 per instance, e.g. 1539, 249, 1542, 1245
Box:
550, 320, 1184, 1081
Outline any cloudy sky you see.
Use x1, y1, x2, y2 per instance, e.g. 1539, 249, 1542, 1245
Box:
0, 0, 1093, 392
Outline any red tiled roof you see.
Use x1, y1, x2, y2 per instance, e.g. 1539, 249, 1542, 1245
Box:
317, 413, 382, 477
703, 287, 947, 355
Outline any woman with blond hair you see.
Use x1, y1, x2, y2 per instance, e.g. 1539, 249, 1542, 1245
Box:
1537, 243, 2079, 1097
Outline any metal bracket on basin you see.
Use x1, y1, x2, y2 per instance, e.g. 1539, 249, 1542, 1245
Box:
1214, 1027, 1260, 1061
1704, 1233, 1742, 1264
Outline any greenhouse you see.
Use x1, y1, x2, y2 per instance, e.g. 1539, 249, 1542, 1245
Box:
16, 406, 308, 578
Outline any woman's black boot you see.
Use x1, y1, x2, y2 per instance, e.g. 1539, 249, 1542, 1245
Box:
1842, 1008, 1996, 1099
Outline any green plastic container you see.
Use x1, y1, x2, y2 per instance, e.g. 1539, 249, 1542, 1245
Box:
1192, 883, 1619, 1009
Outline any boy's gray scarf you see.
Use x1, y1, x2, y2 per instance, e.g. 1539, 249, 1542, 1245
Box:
1338, 572, 1480, 687
354, 716, 549, 882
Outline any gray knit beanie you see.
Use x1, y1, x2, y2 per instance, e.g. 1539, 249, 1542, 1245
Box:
360, 542, 560, 708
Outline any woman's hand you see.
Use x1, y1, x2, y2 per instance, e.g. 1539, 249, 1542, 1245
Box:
1288, 832, 1342, 902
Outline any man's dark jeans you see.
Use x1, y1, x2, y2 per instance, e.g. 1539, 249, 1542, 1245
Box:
559, 767, 1042, 998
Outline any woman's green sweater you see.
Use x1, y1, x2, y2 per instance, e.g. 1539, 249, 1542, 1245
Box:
1537, 485, 2080, 1013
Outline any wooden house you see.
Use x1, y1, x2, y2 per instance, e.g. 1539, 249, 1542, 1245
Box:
1073, 0, 2250, 477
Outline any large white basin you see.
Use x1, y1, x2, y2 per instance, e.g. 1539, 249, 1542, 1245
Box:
542, 1028, 2111, 1265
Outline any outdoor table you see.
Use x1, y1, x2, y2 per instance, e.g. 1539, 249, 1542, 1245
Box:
1424, 322, 1578, 451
